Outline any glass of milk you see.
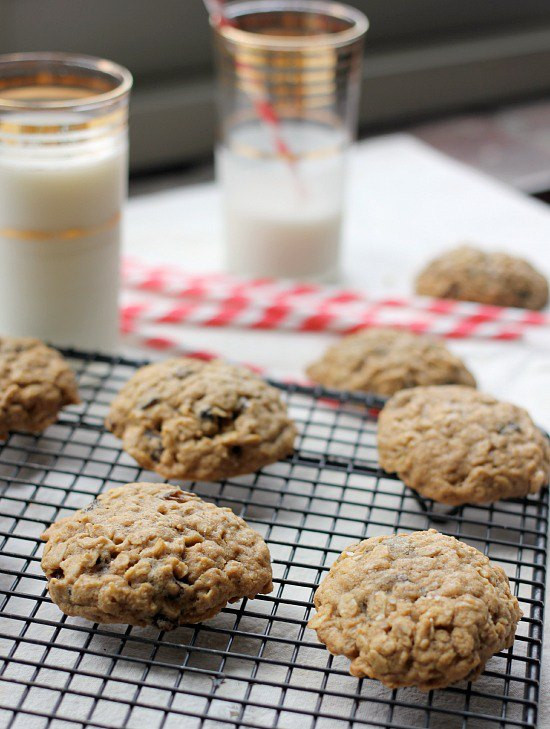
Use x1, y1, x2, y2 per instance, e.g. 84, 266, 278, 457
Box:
212, 1, 368, 281
0, 53, 132, 350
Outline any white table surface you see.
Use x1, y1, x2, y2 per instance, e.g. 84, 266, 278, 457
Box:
122, 133, 550, 727
124, 133, 550, 432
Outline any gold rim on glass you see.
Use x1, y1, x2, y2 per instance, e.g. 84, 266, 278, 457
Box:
0, 52, 133, 112
213, 0, 368, 50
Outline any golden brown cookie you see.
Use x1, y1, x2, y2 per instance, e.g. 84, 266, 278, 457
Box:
41, 482, 273, 628
306, 328, 475, 396
106, 358, 297, 481
378, 385, 549, 505
415, 245, 548, 310
0, 336, 79, 439
308, 530, 521, 690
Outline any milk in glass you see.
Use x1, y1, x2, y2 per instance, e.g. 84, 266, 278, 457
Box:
0, 113, 126, 350
217, 121, 347, 280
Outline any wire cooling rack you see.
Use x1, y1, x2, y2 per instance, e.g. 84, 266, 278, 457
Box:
0, 349, 547, 729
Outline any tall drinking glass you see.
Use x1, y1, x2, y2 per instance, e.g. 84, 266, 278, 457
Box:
0, 53, 132, 350
213, 1, 368, 281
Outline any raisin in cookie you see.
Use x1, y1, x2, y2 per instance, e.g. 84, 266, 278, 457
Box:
41, 482, 273, 628
306, 328, 475, 396
308, 530, 521, 690
0, 336, 79, 439
106, 358, 297, 481
378, 385, 549, 505
415, 245, 548, 310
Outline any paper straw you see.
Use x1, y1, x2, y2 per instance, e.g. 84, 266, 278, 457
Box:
120, 295, 526, 341
120, 325, 266, 374
122, 259, 549, 329
203, 0, 297, 167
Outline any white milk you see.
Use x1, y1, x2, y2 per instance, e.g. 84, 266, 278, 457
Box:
0, 123, 126, 350
217, 122, 347, 280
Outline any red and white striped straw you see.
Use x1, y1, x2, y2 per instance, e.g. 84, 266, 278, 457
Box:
122, 259, 550, 329
121, 324, 266, 374
120, 294, 531, 341
203, 0, 297, 166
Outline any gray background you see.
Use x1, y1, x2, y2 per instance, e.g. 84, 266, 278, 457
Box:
3, 0, 550, 170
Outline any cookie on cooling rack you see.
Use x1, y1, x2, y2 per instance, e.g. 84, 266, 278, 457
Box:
0, 336, 79, 440
41, 482, 273, 628
105, 358, 297, 482
308, 529, 521, 690
415, 245, 549, 310
377, 385, 549, 505
306, 328, 475, 396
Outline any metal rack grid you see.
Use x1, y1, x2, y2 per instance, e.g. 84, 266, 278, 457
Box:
0, 349, 547, 729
